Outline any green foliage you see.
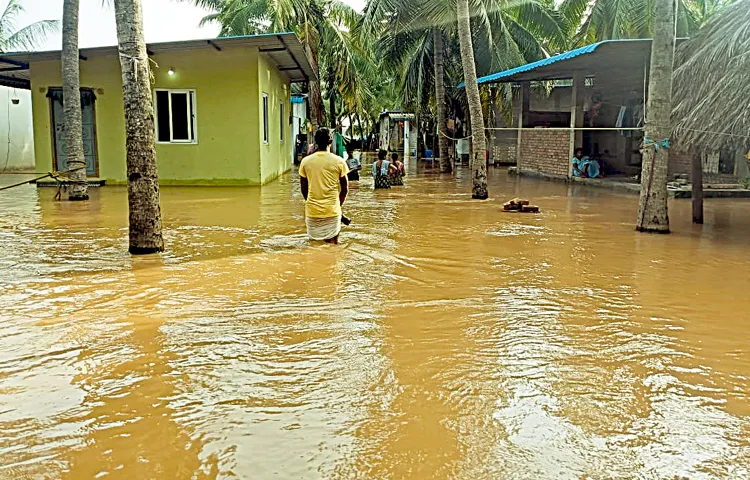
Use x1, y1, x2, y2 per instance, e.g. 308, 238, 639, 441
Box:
559, 0, 731, 46
186, 0, 732, 137
184, 0, 390, 131
0, 0, 59, 52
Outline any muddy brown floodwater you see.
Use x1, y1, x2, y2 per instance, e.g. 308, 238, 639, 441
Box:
2, 165, 750, 479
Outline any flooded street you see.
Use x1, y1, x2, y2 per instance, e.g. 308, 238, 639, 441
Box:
2, 165, 750, 479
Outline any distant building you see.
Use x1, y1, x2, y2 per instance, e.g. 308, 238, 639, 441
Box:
378, 111, 417, 159
0, 33, 316, 186
477, 39, 744, 183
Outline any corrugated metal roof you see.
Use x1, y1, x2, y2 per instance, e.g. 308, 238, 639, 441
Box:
476, 42, 602, 85
458, 39, 653, 87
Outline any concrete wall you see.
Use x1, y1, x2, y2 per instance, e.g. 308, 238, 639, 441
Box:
258, 53, 292, 185
519, 129, 570, 177
0, 87, 35, 171
29, 45, 290, 186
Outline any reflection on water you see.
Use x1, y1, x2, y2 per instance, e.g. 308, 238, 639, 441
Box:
2, 168, 750, 479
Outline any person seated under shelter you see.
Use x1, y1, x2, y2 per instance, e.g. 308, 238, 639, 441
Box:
572, 148, 601, 179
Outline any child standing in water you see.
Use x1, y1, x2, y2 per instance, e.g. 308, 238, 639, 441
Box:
346, 146, 361, 181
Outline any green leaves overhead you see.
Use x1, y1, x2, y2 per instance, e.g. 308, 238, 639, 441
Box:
187, 0, 731, 128
560, 0, 729, 46
0, 0, 59, 52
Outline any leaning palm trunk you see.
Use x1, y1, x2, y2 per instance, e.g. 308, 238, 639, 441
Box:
62, 0, 88, 200
114, 0, 164, 254
304, 42, 324, 134
433, 28, 451, 174
456, 0, 488, 199
636, 0, 676, 233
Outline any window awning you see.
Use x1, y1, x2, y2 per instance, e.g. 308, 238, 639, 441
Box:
0, 56, 30, 89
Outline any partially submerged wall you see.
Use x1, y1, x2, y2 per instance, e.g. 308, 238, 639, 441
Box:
518, 129, 570, 177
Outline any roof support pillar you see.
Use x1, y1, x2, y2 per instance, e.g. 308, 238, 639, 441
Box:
521, 82, 530, 128
569, 72, 585, 177
517, 81, 530, 165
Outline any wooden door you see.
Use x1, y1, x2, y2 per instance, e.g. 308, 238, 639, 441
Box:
49, 88, 98, 175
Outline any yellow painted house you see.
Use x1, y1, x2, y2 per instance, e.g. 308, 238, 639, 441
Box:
0, 33, 315, 186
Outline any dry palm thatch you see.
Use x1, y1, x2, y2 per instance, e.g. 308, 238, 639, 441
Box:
672, 0, 750, 152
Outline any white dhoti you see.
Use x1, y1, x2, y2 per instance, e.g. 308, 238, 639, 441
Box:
305, 215, 341, 241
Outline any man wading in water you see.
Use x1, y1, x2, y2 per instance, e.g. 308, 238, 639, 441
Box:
299, 128, 349, 244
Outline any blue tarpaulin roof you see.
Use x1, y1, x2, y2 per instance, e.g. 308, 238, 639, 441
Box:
459, 39, 653, 87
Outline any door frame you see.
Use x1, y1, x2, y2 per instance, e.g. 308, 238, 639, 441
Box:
48, 87, 100, 177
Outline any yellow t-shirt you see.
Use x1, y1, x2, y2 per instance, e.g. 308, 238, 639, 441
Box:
299, 151, 349, 218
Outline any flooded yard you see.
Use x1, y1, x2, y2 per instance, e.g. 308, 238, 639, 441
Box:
2, 166, 750, 479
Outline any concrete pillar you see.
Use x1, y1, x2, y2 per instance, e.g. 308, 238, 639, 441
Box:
568, 72, 585, 177
403, 120, 410, 159
517, 82, 530, 166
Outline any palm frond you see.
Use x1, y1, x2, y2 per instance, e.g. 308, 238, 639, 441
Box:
3, 19, 59, 51
672, 0, 750, 151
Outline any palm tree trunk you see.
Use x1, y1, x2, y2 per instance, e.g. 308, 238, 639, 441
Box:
433, 28, 452, 174
304, 42, 323, 133
114, 0, 164, 254
356, 112, 364, 143
691, 151, 703, 224
328, 66, 337, 130
636, 0, 676, 233
456, 0, 488, 199
62, 0, 88, 201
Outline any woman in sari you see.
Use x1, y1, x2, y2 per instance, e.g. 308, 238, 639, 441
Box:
373, 149, 397, 189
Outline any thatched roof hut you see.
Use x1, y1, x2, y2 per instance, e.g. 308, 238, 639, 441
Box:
672, 0, 750, 152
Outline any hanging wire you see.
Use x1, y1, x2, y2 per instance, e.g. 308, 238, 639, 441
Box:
1, 89, 13, 173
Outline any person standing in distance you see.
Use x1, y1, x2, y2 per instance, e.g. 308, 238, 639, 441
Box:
299, 128, 349, 244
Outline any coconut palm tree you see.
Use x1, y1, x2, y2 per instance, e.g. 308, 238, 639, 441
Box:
0, 0, 58, 52
672, 0, 750, 224
186, 0, 361, 135
559, 0, 727, 46
62, 0, 88, 201
113, 0, 165, 254
363, 0, 564, 176
433, 28, 451, 173
636, 0, 677, 233
455, 0, 487, 199
672, 0, 749, 152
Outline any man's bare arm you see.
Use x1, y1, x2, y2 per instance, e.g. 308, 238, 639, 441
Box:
301, 176, 309, 201
339, 176, 348, 206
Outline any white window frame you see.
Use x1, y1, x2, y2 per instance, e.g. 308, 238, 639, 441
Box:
280, 101, 285, 143
262, 93, 269, 145
154, 88, 198, 144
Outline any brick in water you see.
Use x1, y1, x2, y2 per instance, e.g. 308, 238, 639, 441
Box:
521, 205, 540, 213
